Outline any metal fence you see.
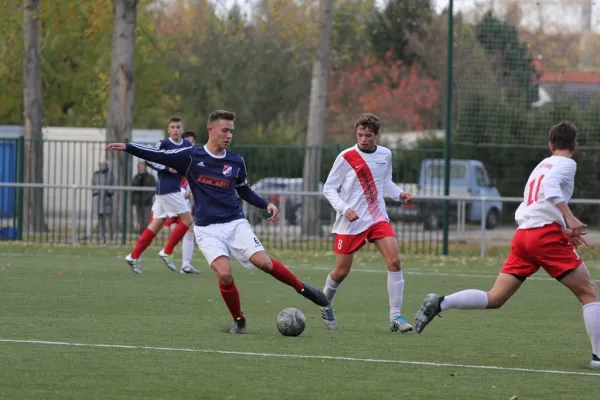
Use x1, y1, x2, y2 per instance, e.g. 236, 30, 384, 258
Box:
2, 182, 600, 257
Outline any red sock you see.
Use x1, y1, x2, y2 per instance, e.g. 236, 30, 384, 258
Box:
219, 280, 243, 320
164, 222, 189, 255
269, 258, 304, 292
131, 229, 156, 259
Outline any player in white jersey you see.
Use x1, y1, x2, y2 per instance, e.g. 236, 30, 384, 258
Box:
414, 121, 600, 370
320, 113, 415, 332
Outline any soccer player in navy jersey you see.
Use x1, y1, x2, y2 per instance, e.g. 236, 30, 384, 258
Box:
106, 110, 328, 333
124, 117, 195, 274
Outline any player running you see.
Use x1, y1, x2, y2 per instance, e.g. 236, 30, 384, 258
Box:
106, 110, 328, 333
320, 113, 414, 332
414, 121, 600, 370
124, 117, 194, 274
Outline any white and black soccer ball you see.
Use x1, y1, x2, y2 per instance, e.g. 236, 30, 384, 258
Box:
277, 307, 306, 337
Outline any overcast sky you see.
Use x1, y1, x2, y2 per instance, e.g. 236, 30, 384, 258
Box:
213, 0, 493, 13
210, 0, 600, 33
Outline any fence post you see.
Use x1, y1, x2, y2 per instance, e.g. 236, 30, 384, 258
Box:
456, 200, 462, 243
71, 185, 78, 245
480, 197, 487, 257
16, 136, 25, 240
279, 195, 286, 245
442, 0, 455, 256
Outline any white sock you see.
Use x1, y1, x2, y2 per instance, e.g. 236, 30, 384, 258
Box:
181, 231, 195, 268
583, 302, 600, 357
387, 271, 404, 319
440, 289, 488, 311
323, 274, 340, 307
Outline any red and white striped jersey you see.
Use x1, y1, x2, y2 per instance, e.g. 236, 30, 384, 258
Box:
515, 155, 576, 229
323, 145, 403, 235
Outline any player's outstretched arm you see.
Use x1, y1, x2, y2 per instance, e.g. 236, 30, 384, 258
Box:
236, 156, 270, 210
105, 142, 192, 175
236, 184, 269, 209
323, 154, 351, 215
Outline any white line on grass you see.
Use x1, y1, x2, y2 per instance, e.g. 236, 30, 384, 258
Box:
0, 338, 598, 377
2, 251, 598, 281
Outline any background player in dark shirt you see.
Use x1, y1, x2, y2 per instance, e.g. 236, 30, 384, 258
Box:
124, 117, 195, 273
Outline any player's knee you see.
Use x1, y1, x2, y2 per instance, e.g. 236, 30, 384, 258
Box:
386, 256, 401, 272
331, 268, 349, 282
255, 258, 272, 272
577, 279, 600, 304
218, 273, 234, 285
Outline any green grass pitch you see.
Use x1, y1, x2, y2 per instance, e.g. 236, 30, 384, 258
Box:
0, 243, 599, 399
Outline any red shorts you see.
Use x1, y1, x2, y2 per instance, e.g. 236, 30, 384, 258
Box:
501, 223, 582, 279
333, 221, 395, 255
149, 212, 179, 227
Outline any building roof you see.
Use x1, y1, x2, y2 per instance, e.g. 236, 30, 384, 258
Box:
540, 71, 600, 84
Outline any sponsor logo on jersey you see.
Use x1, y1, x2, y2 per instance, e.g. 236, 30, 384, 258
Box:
197, 175, 231, 188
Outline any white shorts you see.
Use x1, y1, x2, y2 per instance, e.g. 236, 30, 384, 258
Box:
194, 219, 265, 269
151, 192, 191, 219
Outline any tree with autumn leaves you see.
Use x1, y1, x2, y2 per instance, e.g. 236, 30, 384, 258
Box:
328, 52, 440, 137
1, 0, 597, 146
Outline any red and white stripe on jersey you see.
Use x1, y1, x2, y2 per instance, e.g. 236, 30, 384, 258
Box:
342, 150, 385, 222
323, 145, 403, 235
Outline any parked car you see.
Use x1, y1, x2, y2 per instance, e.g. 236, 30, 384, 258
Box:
247, 177, 334, 225
417, 159, 502, 230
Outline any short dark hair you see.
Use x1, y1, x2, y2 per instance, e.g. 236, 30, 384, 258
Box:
182, 131, 196, 141
168, 116, 182, 125
355, 113, 381, 135
549, 121, 578, 151
207, 110, 236, 125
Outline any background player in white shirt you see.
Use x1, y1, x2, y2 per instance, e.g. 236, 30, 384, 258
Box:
414, 121, 600, 370
320, 113, 414, 333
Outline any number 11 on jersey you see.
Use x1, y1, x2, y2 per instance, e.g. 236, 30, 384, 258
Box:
527, 175, 545, 206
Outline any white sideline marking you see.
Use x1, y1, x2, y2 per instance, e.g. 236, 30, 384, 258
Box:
0, 338, 598, 377
2, 251, 598, 281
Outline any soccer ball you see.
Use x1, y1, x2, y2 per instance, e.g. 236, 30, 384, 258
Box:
276, 307, 306, 337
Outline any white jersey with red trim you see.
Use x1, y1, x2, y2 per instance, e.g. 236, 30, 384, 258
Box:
323, 145, 403, 235
514, 155, 576, 230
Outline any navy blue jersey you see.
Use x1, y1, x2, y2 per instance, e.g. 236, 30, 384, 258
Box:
145, 138, 193, 195
125, 143, 269, 226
